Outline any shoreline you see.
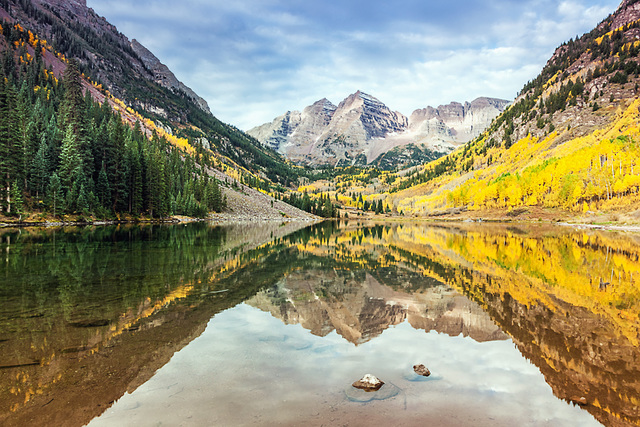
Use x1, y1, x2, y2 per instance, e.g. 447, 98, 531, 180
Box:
3, 213, 640, 233
0, 214, 322, 230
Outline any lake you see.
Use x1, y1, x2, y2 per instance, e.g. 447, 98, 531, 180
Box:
1, 221, 639, 426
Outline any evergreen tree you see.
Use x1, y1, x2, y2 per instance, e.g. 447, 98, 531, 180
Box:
76, 183, 89, 215
96, 163, 110, 208
322, 195, 333, 218
46, 173, 64, 217
59, 123, 82, 191
31, 136, 50, 203
0, 79, 21, 213
302, 191, 311, 213
60, 59, 85, 133
9, 180, 23, 215
125, 136, 143, 214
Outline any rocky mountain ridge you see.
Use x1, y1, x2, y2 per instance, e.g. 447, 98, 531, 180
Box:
246, 270, 507, 345
130, 39, 211, 115
249, 91, 509, 169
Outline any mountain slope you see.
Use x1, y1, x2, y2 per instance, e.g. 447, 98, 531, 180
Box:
382, 0, 640, 219
0, 0, 319, 221
249, 91, 508, 169
1, 0, 303, 188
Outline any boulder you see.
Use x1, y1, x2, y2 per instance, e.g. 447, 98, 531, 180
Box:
352, 374, 384, 391
413, 364, 431, 377
570, 396, 588, 406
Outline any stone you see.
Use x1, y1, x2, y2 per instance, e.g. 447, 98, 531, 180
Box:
570, 396, 588, 406
345, 381, 400, 402
352, 374, 384, 391
413, 364, 431, 377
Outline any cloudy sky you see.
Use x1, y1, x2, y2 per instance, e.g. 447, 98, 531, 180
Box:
87, 0, 620, 130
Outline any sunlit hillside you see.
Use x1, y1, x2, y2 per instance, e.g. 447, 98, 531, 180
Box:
314, 1, 640, 222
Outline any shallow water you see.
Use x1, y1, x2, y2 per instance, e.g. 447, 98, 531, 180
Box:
1, 221, 639, 426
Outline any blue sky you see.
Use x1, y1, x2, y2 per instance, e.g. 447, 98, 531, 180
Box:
87, 0, 620, 130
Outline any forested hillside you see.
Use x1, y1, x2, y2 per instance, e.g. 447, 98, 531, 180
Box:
0, 23, 225, 218
0, 0, 300, 188
0, 0, 326, 221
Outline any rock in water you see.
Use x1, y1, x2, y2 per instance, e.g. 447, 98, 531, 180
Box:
352, 374, 384, 391
413, 364, 431, 377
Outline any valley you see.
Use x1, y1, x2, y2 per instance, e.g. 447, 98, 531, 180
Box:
1, 2, 640, 426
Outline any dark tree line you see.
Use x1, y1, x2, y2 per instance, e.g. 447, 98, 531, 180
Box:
282, 191, 339, 218
0, 25, 225, 218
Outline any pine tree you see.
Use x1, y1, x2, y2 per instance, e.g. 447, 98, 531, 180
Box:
146, 147, 168, 218
125, 136, 142, 214
106, 116, 128, 211
0, 79, 21, 213
96, 163, 110, 208
46, 173, 64, 217
302, 190, 311, 213
60, 59, 85, 133
322, 195, 333, 218
9, 180, 23, 216
59, 123, 82, 191
31, 136, 50, 203
76, 183, 89, 215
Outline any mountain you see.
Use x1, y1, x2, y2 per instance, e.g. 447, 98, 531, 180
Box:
249, 91, 509, 169
130, 39, 211, 115
377, 0, 640, 219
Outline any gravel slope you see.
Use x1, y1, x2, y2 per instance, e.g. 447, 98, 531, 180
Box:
208, 168, 318, 222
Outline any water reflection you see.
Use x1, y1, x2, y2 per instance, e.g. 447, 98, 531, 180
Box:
90, 304, 599, 427
1, 221, 639, 426
247, 271, 507, 344
0, 221, 310, 427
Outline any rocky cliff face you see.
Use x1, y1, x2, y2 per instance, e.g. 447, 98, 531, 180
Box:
248, 92, 509, 168
131, 40, 211, 114
607, 0, 640, 30
23, 0, 210, 118
249, 98, 336, 153
409, 97, 510, 142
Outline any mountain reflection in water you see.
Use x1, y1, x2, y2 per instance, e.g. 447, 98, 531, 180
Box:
1, 221, 639, 426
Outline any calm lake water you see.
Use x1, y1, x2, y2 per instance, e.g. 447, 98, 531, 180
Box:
1, 221, 639, 426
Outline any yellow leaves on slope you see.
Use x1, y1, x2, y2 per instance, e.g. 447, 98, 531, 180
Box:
595, 20, 640, 45
395, 98, 640, 214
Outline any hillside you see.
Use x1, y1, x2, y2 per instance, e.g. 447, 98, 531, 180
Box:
0, 0, 308, 182
248, 91, 508, 170
328, 0, 640, 222
0, 0, 321, 223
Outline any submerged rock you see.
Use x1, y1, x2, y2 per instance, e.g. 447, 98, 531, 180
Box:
413, 364, 431, 377
352, 374, 384, 391
345, 381, 400, 402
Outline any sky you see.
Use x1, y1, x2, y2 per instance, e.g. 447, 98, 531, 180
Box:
86, 0, 620, 131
